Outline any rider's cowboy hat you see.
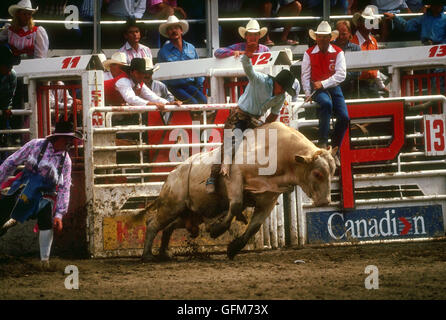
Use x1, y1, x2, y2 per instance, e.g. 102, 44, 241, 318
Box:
48, 117, 83, 141
352, 5, 380, 26
274, 69, 296, 97
238, 19, 268, 39
309, 21, 339, 41
103, 52, 128, 71
144, 58, 160, 73
159, 15, 189, 38
8, 0, 38, 17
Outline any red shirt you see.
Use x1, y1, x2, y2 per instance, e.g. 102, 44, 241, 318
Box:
305, 44, 343, 82
351, 32, 379, 80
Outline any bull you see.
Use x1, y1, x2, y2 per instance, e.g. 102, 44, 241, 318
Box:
141, 122, 337, 261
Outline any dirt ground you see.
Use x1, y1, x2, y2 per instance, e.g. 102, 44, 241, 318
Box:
0, 239, 445, 300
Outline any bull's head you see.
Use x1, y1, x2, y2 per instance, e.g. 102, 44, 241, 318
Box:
295, 147, 337, 207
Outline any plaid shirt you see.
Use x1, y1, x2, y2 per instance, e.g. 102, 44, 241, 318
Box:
119, 42, 153, 65
214, 42, 270, 59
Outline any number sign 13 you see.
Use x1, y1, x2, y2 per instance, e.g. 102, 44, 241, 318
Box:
424, 114, 446, 155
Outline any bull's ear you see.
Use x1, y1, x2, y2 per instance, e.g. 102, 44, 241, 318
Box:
331, 146, 338, 156
295, 155, 312, 164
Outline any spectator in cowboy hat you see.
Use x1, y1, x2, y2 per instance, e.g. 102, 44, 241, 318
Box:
351, 5, 389, 98
301, 21, 349, 166
0, 116, 82, 270
143, 58, 178, 105
214, 19, 270, 59
0, 0, 49, 59
103, 52, 129, 81
118, 18, 153, 65
157, 15, 207, 105
0, 44, 20, 164
384, 0, 446, 45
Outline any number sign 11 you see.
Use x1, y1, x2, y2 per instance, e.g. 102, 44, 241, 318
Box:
424, 115, 446, 155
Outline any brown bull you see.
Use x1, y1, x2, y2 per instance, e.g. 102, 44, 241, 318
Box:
141, 122, 337, 261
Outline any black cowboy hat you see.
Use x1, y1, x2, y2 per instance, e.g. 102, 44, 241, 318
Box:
274, 69, 296, 97
48, 116, 83, 140
128, 57, 150, 74
0, 45, 21, 67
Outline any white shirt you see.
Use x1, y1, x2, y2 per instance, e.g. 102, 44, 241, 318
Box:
115, 77, 168, 106
106, 0, 146, 19
301, 44, 346, 97
0, 24, 49, 58
49, 81, 73, 110
118, 42, 153, 65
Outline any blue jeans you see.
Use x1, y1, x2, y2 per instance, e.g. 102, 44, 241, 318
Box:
314, 86, 349, 148
169, 84, 207, 104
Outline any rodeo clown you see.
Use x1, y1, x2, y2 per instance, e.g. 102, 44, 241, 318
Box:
301, 21, 350, 166
0, 117, 82, 269
205, 37, 296, 194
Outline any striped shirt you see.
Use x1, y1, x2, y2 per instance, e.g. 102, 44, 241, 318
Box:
214, 42, 270, 59
0, 24, 49, 58
118, 42, 153, 65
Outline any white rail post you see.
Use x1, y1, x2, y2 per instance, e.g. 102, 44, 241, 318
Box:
27, 78, 38, 139
277, 194, 285, 247
389, 66, 401, 98
270, 206, 278, 249
289, 188, 299, 246
296, 186, 306, 246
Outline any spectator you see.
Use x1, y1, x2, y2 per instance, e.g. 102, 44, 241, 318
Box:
106, 57, 175, 109
146, 0, 186, 19
0, 45, 20, 164
103, 52, 128, 81
49, 81, 82, 116
384, 0, 446, 45
214, 19, 270, 59
372, 0, 411, 41
351, 5, 389, 98
301, 21, 349, 165
157, 15, 207, 104
406, 0, 425, 12
332, 20, 361, 98
301, 0, 349, 15
118, 19, 153, 65
105, 0, 146, 19
143, 59, 177, 104
242, 1, 301, 46
0, 117, 83, 270
0, 0, 49, 59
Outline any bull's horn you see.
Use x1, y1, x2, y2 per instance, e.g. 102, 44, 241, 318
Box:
331, 146, 338, 156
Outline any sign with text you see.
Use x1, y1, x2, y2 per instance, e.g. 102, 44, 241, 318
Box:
306, 205, 444, 244
424, 114, 446, 156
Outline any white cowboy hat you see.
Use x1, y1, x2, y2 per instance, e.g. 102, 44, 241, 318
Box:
352, 5, 380, 26
144, 58, 160, 73
8, 0, 38, 17
102, 52, 128, 71
159, 15, 189, 38
238, 19, 268, 39
309, 21, 339, 41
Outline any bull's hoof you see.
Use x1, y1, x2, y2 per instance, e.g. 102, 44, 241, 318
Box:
209, 223, 227, 239
227, 237, 245, 260
156, 253, 172, 262
141, 254, 157, 263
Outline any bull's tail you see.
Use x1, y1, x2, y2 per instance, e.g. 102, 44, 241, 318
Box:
184, 162, 193, 209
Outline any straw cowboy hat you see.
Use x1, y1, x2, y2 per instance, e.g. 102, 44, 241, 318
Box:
159, 15, 189, 38
309, 21, 339, 41
144, 58, 160, 73
238, 19, 268, 39
8, 0, 38, 17
352, 5, 380, 26
103, 52, 128, 71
